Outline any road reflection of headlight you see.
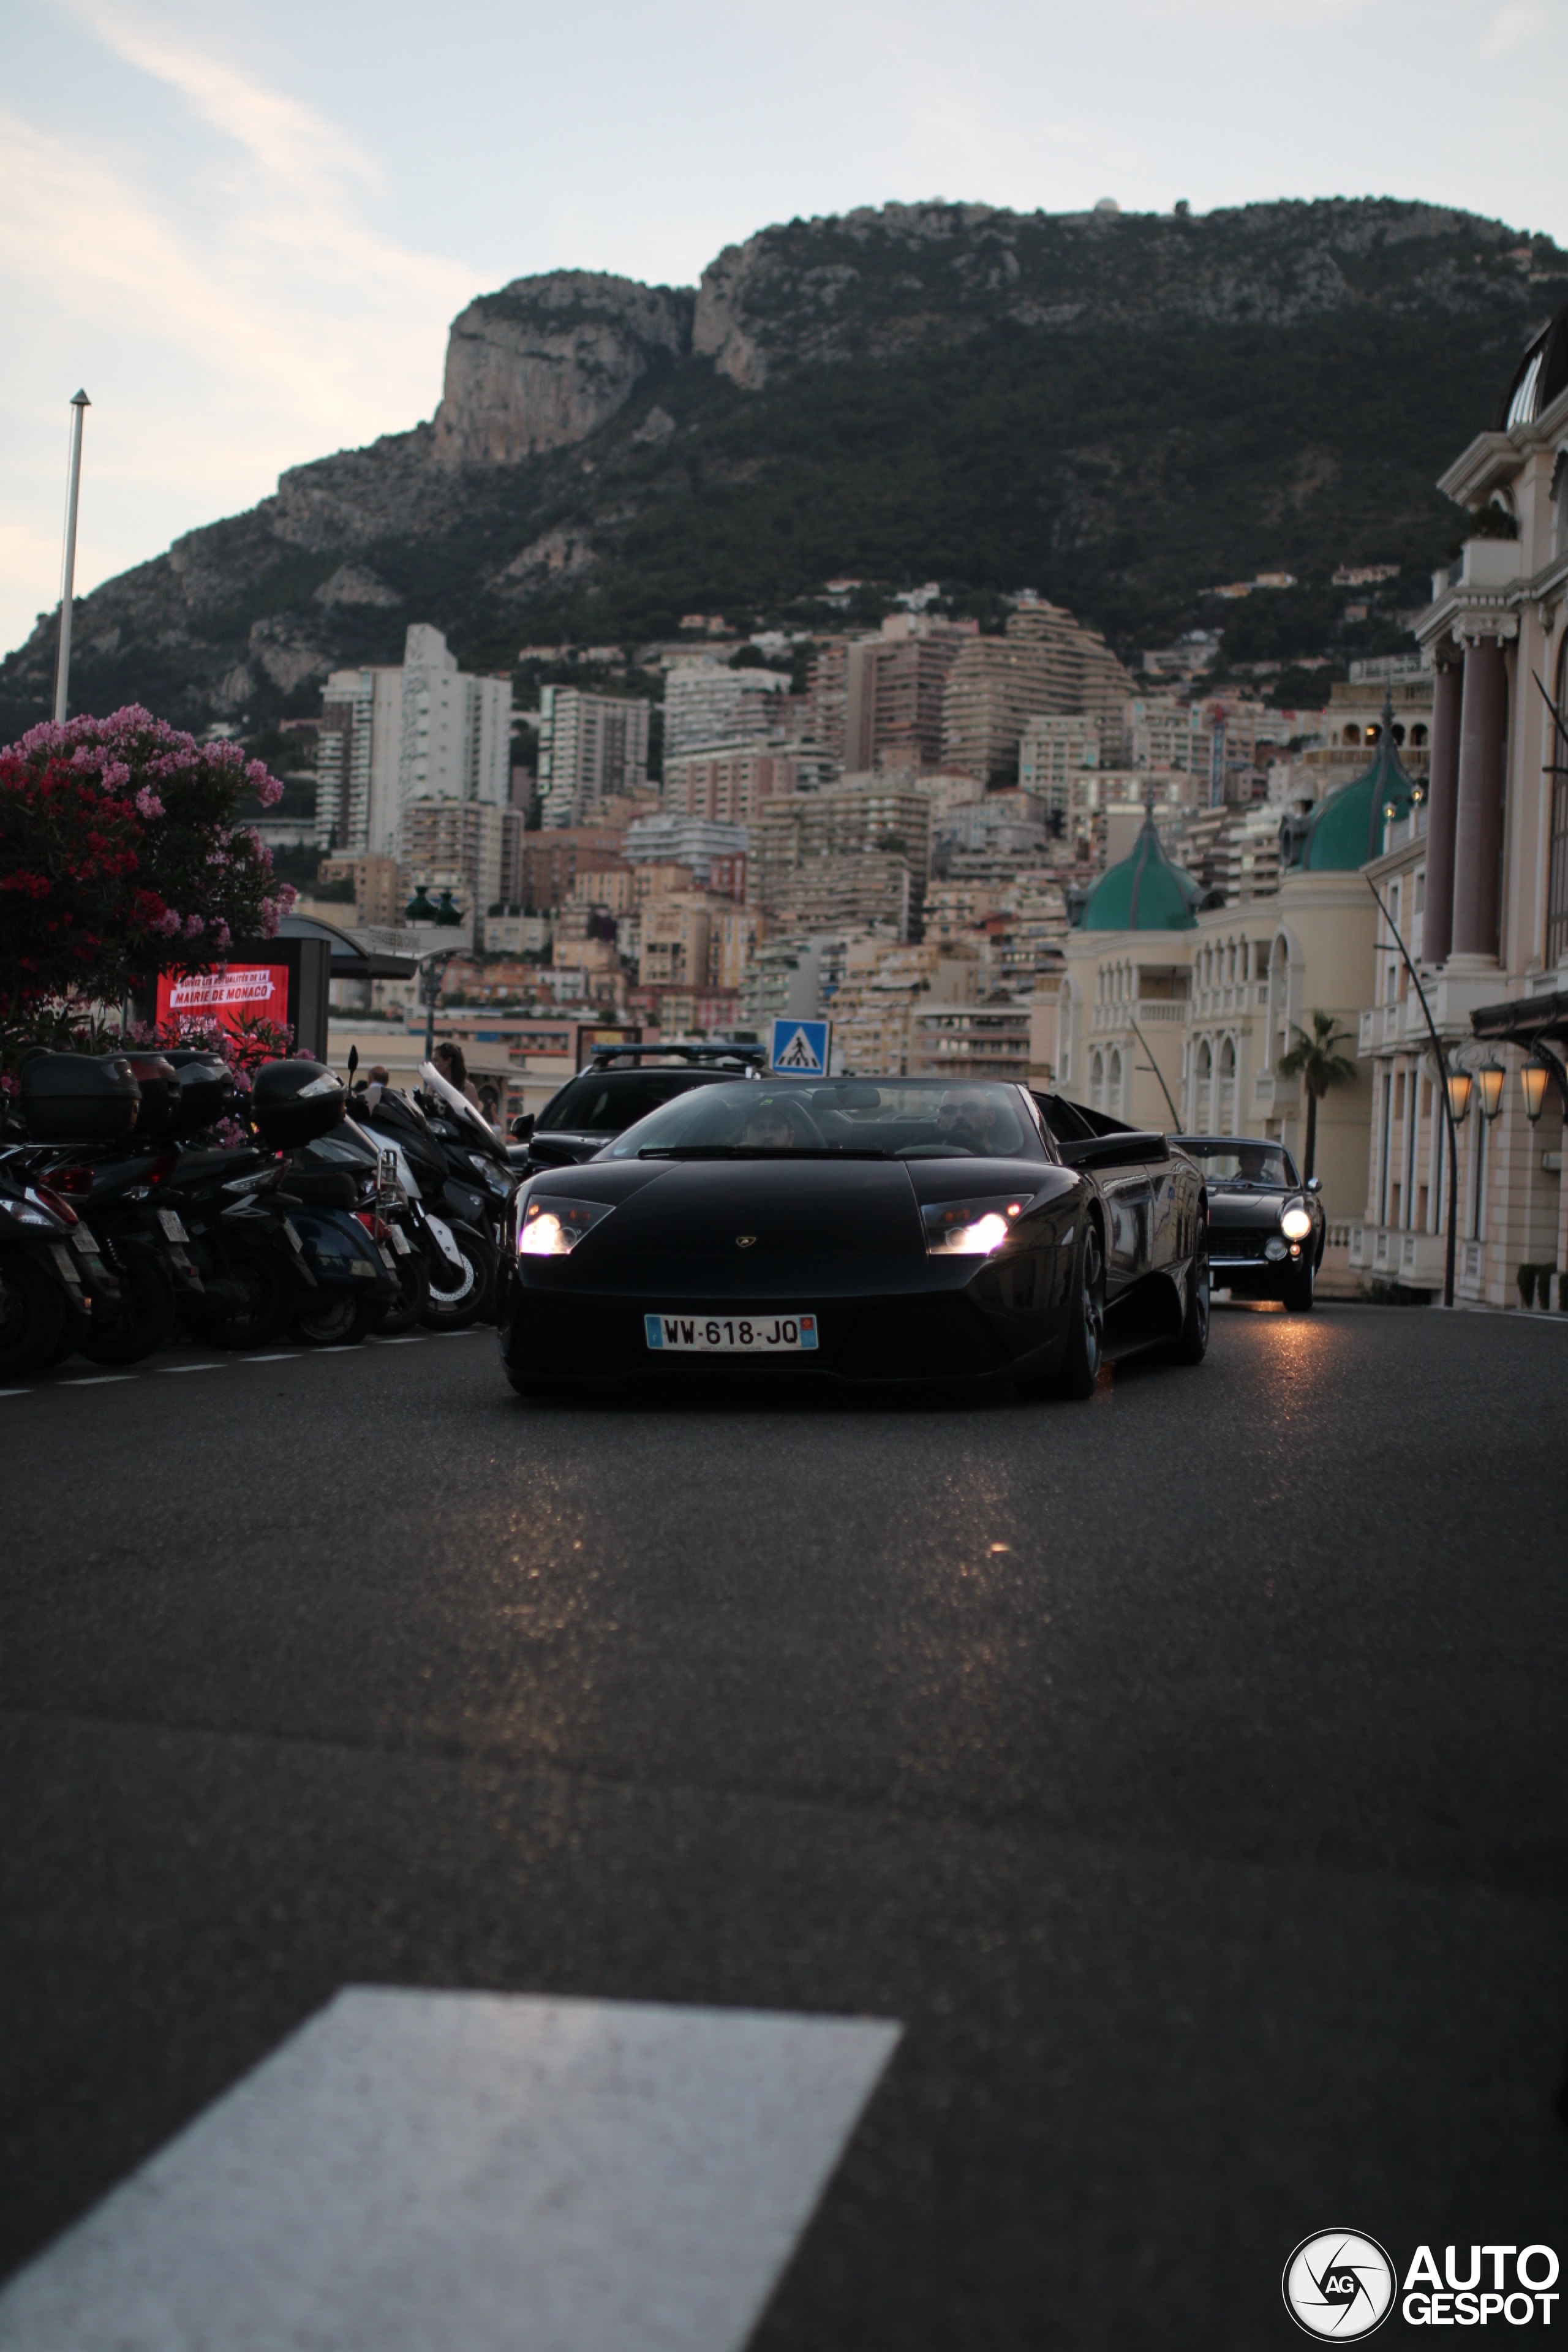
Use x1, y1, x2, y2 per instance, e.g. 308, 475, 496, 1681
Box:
1280, 1204, 1313, 1241
923, 1196, 1030, 1256
518, 1196, 615, 1256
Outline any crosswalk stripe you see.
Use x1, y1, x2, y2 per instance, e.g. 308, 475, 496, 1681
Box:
0, 1989, 900, 2352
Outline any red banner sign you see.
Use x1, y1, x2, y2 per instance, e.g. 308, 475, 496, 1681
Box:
154, 962, 290, 1038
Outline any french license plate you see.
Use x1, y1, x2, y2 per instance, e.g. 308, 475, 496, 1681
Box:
72, 1224, 101, 1256
156, 1209, 188, 1243
644, 1312, 818, 1354
49, 1245, 81, 1287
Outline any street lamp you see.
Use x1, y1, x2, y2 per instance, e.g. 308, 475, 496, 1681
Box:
1476, 1061, 1506, 1122
405, 883, 438, 924
53, 389, 91, 725
1521, 1061, 1553, 1123
1446, 1068, 1474, 1125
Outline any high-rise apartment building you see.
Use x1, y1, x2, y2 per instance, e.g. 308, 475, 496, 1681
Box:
399, 799, 523, 916
1018, 714, 1102, 823
844, 616, 975, 772
622, 813, 748, 882
662, 660, 790, 761
315, 625, 511, 856
663, 744, 827, 824
940, 600, 1133, 783
537, 688, 652, 827
518, 828, 631, 914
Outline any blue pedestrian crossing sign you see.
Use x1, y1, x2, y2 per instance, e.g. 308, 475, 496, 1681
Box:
769, 1017, 831, 1074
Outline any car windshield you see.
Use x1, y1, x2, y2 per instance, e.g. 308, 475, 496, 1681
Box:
537, 1071, 723, 1134
602, 1079, 1046, 1161
1178, 1139, 1296, 1188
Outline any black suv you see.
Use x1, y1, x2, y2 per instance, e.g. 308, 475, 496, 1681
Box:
513, 1044, 766, 1174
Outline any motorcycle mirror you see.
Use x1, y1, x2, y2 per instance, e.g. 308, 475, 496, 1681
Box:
511, 1114, 535, 1142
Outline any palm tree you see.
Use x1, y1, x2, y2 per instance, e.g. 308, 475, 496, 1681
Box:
1277, 1011, 1357, 1180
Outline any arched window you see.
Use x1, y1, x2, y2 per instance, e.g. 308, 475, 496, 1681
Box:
1090, 1050, 1105, 1113
1194, 1039, 1213, 1129
1107, 1047, 1123, 1118
1411, 723, 1428, 748
1392, 723, 1406, 745
1342, 725, 1360, 746
1218, 1036, 1237, 1131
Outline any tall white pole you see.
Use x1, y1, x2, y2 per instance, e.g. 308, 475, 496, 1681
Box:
53, 389, 91, 725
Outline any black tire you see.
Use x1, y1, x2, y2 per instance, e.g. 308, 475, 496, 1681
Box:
1281, 1257, 1315, 1313
37, 1305, 91, 1371
81, 1255, 178, 1366
293, 1289, 380, 1346
1056, 1217, 1106, 1400
184, 1246, 296, 1351
370, 1249, 428, 1336
1170, 1250, 1212, 1365
0, 1251, 69, 1379
420, 1221, 496, 1331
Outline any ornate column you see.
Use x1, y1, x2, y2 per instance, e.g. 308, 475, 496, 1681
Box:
1449, 630, 1510, 962
1420, 660, 1463, 966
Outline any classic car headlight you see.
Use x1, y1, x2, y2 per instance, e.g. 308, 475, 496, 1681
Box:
1280, 1201, 1313, 1242
922, 1194, 1031, 1256
518, 1194, 616, 1256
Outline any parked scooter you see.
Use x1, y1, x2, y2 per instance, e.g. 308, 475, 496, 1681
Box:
349, 1074, 500, 1330
0, 1155, 118, 1378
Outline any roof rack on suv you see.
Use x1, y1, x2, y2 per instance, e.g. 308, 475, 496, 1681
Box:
586, 1041, 766, 1068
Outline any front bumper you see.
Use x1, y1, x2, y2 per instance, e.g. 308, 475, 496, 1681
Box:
500, 1265, 1071, 1387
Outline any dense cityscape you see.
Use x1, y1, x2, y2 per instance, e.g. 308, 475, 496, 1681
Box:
4, 4, 1567, 2333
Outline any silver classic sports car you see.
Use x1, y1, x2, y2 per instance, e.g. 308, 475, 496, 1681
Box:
498, 1076, 1211, 1397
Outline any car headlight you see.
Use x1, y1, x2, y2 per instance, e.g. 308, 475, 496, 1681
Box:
922, 1194, 1032, 1257
518, 1194, 616, 1256
1280, 1202, 1313, 1242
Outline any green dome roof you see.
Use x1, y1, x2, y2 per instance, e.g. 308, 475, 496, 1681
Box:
1292, 707, 1417, 872
1077, 811, 1199, 931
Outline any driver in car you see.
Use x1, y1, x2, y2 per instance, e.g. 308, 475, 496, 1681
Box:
740, 1101, 802, 1149
1235, 1144, 1273, 1183
936, 1089, 1007, 1155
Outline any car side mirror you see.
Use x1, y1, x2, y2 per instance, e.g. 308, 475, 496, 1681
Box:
1306, 1176, 1322, 1194
510, 1113, 535, 1142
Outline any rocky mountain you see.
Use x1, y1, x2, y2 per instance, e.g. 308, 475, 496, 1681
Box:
5, 197, 1565, 740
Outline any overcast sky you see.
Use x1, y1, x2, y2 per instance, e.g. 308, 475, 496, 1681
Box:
4, 0, 1566, 658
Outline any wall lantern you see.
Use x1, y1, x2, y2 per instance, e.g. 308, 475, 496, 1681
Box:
1446, 1068, 1474, 1125
1476, 1061, 1506, 1122
1521, 1061, 1553, 1123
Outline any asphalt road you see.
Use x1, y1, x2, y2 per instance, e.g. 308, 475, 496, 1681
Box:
2, 1306, 1566, 2347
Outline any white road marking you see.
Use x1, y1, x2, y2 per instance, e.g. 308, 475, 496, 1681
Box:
244, 1354, 300, 1363
311, 1344, 361, 1353
0, 1988, 900, 2352
0, 1387, 30, 1397
378, 1335, 428, 1345
61, 1376, 135, 1387
160, 1363, 226, 1374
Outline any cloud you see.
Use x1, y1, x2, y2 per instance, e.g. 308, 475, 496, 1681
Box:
1, 8, 482, 650
1480, 0, 1547, 53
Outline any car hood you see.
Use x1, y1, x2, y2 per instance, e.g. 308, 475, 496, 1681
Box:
1205, 1188, 1291, 1230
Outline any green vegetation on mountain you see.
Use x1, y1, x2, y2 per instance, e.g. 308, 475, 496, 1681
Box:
3, 196, 1563, 742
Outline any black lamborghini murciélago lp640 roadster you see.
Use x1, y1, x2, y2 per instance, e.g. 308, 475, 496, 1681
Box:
497, 1077, 1209, 1398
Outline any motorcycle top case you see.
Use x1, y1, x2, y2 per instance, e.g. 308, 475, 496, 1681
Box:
167, 1055, 234, 1135
115, 1054, 182, 1140
20, 1052, 142, 1143
249, 1059, 346, 1150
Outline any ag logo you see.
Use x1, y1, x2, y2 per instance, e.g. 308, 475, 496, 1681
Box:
1283, 2232, 1395, 2338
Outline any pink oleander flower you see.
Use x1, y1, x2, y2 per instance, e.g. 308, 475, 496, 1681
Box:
135, 786, 164, 819
184, 913, 205, 938
211, 919, 232, 950
154, 908, 183, 937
